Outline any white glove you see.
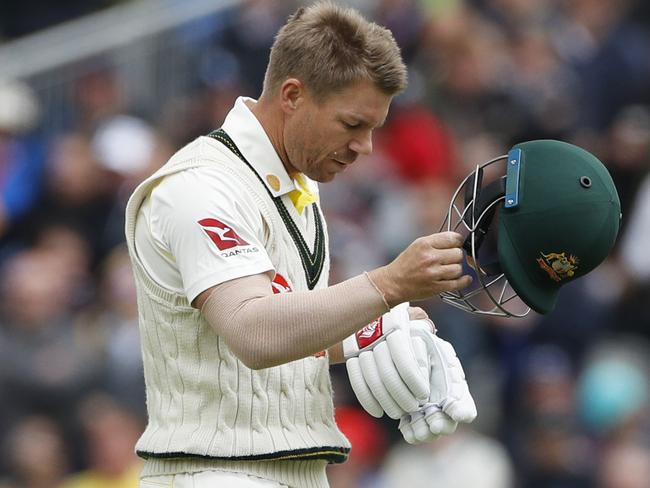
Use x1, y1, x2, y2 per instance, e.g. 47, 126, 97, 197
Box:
398, 323, 477, 444
344, 303, 431, 419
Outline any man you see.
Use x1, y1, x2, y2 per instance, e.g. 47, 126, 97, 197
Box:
126, 3, 472, 487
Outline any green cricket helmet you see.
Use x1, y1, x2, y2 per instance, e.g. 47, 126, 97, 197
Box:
439, 140, 621, 317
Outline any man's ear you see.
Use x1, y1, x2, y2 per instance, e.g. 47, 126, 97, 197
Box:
279, 78, 304, 114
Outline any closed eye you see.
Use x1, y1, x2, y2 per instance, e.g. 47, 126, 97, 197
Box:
342, 120, 360, 129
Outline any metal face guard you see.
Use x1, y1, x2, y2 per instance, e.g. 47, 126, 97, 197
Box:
438, 155, 530, 318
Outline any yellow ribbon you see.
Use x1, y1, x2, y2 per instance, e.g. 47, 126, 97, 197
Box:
288, 173, 318, 215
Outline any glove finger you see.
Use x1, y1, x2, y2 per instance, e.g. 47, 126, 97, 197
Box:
443, 394, 478, 424
410, 336, 431, 390
386, 330, 430, 401
409, 410, 439, 443
359, 351, 406, 419
398, 414, 418, 445
425, 408, 458, 436
436, 339, 478, 423
346, 357, 384, 418
426, 350, 448, 405
374, 341, 420, 413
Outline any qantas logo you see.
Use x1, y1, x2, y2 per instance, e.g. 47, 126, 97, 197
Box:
271, 274, 292, 294
356, 317, 383, 349
198, 218, 249, 251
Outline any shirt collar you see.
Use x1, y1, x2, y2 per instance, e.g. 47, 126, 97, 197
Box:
221, 96, 311, 198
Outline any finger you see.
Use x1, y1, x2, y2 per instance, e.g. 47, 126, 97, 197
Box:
346, 357, 384, 418
428, 337, 450, 403
438, 341, 478, 423
428, 231, 464, 249
443, 397, 478, 424
410, 410, 437, 443
407, 306, 428, 321
432, 247, 465, 265
424, 408, 458, 436
386, 330, 430, 401
398, 414, 418, 445
436, 274, 473, 293
373, 341, 421, 413
411, 335, 431, 382
359, 350, 406, 419
433, 263, 464, 281
407, 309, 437, 334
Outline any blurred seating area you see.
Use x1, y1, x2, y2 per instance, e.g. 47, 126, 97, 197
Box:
1, 1, 650, 487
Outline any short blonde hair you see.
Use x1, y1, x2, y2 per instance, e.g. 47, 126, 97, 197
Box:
262, 2, 407, 101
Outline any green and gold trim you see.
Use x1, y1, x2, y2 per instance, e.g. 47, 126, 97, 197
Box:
207, 129, 326, 290
137, 445, 350, 464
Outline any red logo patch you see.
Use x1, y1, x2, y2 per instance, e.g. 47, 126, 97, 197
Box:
198, 218, 249, 250
356, 317, 383, 349
271, 274, 292, 294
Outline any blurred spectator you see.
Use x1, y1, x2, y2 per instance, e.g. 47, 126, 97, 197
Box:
576, 339, 650, 440
59, 393, 142, 488
519, 414, 593, 488
555, 0, 650, 131
91, 114, 172, 256
513, 346, 594, 488
72, 64, 126, 135
505, 28, 580, 138
379, 104, 457, 184
605, 104, 650, 226
19, 132, 115, 264
380, 428, 515, 488
420, 6, 521, 141
0, 248, 103, 453
596, 441, 650, 488
216, 0, 294, 95
0, 416, 69, 488
0, 80, 45, 246
614, 104, 650, 282
372, 0, 426, 63
92, 115, 157, 179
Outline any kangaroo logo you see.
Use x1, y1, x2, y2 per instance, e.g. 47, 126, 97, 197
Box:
356, 317, 383, 349
271, 274, 292, 294
198, 218, 249, 250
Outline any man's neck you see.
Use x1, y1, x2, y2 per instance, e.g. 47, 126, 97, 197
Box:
247, 98, 293, 175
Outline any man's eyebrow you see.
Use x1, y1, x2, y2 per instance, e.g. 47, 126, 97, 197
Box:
342, 113, 386, 129
358, 116, 387, 129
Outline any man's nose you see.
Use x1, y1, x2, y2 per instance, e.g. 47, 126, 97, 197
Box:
349, 131, 373, 156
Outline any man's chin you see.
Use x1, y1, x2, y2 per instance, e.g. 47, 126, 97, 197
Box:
306, 171, 334, 183
319, 172, 337, 183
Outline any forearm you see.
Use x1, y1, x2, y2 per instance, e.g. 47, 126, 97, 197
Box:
327, 342, 345, 364
201, 273, 389, 369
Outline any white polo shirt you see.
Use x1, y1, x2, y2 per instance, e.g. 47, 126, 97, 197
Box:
134, 97, 319, 303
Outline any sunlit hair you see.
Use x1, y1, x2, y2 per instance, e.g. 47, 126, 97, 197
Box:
262, 2, 407, 101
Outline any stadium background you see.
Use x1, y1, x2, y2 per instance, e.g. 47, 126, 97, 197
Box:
1, 0, 650, 486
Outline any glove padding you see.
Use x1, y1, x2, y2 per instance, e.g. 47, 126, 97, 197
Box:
344, 303, 431, 419
398, 323, 477, 444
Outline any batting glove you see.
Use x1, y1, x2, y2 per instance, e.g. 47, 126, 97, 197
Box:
398, 324, 477, 444
343, 303, 431, 419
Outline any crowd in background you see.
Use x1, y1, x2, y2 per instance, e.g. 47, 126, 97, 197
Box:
1, 0, 650, 487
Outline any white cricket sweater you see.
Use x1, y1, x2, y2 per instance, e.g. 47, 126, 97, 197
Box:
124, 133, 350, 466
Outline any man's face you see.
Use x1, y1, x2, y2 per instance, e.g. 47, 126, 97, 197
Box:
284, 79, 392, 182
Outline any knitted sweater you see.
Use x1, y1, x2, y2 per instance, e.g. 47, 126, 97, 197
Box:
124, 133, 350, 463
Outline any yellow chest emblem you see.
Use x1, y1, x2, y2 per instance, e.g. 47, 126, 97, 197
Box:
537, 252, 579, 282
